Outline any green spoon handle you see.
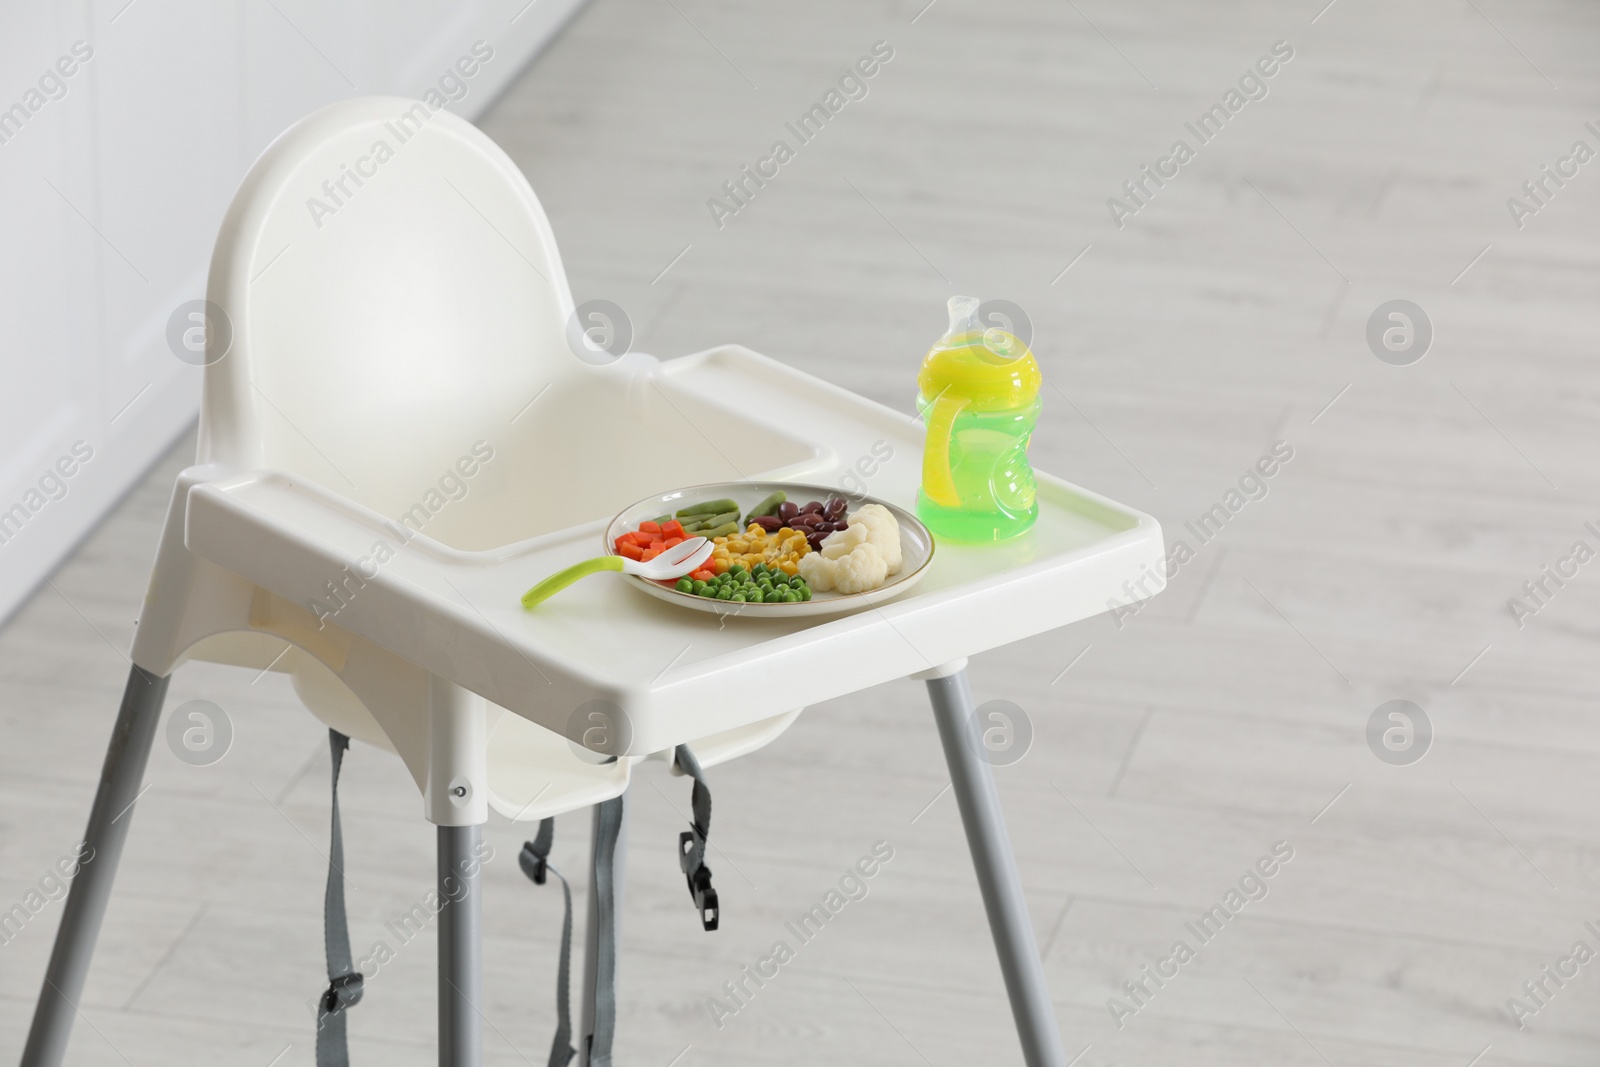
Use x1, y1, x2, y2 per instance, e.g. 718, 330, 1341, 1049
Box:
521, 555, 625, 608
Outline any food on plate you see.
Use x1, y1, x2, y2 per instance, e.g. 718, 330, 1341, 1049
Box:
743, 491, 787, 526
819, 521, 868, 558
749, 495, 854, 550
675, 561, 811, 603
797, 502, 903, 594
845, 503, 903, 575
613, 518, 691, 563
618, 489, 907, 603
675, 498, 739, 520
799, 540, 888, 594
708, 523, 809, 577
681, 510, 739, 533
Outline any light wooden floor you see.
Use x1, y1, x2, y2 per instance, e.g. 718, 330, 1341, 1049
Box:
6, 0, 1600, 1063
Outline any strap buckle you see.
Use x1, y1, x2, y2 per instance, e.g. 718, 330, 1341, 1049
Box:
679, 830, 719, 931
519, 839, 549, 885
321, 971, 364, 1014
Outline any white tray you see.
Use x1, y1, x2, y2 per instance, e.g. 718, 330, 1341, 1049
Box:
179, 345, 1166, 754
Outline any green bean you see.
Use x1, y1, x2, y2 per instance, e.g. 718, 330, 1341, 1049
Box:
681, 511, 740, 533
675, 498, 739, 519
700, 521, 740, 538
743, 491, 786, 525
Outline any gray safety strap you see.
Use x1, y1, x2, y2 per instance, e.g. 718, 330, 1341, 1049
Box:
522, 764, 708, 1067
519, 820, 575, 1067
674, 745, 718, 931
317, 730, 363, 1067
587, 795, 624, 1067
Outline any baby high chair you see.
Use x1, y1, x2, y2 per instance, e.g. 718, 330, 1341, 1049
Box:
21, 96, 1164, 1067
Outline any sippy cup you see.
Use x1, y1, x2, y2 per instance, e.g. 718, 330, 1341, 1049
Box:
916, 296, 1042, 542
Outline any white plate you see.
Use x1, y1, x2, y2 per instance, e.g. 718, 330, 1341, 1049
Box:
603, 482, 935, 618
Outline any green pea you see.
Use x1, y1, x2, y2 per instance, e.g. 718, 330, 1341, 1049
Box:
798, 586, 812, 601
730, 593, 746, 603
691, 580, 708, 595
783, 590, 800, 603
716, 586, 734, 600
676, 578, 693, 593
728, 564, 745, 577
767, 589, 787, 603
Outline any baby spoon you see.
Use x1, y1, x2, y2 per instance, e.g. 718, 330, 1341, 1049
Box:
521, 536, 714, 608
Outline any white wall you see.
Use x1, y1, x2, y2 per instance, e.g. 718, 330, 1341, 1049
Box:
0, 0, 586, 626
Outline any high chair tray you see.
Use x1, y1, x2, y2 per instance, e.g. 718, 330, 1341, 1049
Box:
182, 344, 1164, 754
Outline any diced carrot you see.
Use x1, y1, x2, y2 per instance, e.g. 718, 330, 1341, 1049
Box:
662, 537, 683, 550
638, 520, 661, 534
618, 542, 644, 561
640, 546, 663, 562
660, 520, 685, 539
624, 531, 654, 547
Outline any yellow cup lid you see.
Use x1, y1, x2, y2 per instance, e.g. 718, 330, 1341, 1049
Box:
918, 298, 1041, 411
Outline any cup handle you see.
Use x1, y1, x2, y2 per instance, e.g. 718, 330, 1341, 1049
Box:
921, 392, 969, 508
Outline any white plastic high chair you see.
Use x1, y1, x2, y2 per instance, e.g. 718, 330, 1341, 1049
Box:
23, 97, 1165, 1067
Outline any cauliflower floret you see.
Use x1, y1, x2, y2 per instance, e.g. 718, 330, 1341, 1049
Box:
798, 541, 889, 594
846, 503, 902, 575
819, 521, 869, 559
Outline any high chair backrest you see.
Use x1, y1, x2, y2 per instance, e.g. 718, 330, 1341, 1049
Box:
200, 96, 578, 519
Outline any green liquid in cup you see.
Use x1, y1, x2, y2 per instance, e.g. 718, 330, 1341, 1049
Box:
916, 401, 1040, 542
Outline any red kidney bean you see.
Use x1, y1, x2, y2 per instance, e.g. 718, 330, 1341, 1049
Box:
824, 498, 847, 521
776, 501, 799, 523
751, 515, 782, 532
793, 513, 821, 528
801, 500, 823, 515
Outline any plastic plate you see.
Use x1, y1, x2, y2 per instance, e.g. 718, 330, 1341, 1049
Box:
603, 482, 934, 618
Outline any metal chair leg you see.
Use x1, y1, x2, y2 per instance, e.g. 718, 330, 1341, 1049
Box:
438, 824, 484, 1067
578, 792, 627, 1067
927, 668, 1067, 1067
22, 665, 170, 1067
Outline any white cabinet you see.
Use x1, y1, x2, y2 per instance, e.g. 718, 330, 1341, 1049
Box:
0, 0, 587, 624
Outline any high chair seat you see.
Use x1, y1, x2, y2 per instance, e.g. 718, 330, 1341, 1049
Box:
22, 95, 1164, 1067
